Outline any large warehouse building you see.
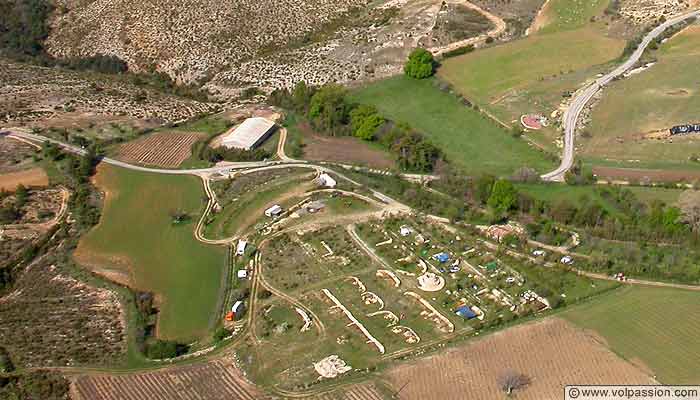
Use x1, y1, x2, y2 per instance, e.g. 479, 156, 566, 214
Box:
221, 117, 277, 150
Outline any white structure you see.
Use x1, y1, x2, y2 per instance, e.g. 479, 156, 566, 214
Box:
237, 269, 248, 279
221, 117, 276, 150
399, 225, 412, 237
236, 240, 247, 256
317, 173, 337, 188
265, 205, 283, 217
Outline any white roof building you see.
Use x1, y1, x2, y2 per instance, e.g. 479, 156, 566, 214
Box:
265, 204, 283, 217
221, 117, 277, 150
317, 173, 337, 188
236, 240, 247, 256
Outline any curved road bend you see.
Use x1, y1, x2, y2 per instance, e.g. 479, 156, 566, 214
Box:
541, 9, 700, 182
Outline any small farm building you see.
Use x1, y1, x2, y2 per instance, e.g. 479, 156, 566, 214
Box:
237, 270, 248, 279
236, 240, 247, 256
317, 173, 337, 188
265, 205, 283, 217
221, 117, 277, 150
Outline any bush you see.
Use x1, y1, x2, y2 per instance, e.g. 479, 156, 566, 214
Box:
404, 48, 435, 79
213, 327, 231, 342
145, 340, 185, 360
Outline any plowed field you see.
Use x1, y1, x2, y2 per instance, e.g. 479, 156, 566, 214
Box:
73, 360, 267, 400
386, 318, 655, 400
116, 132, 202, 167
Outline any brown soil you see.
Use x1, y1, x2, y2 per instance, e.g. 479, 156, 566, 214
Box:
115, 132, 203, 168
593, 166, 700, 184
72, 359, 267, 400
298, 123, 394, 169
0, 167, 49, 191
386, 318, 656, 400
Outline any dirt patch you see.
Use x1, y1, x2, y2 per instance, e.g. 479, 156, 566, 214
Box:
386, 318, 656, 400
527, 0, 551, 34
115, 132, 203, 168
0, 167, 49, 191
297, 123, 394, 169
72, 359, 267, 400
666, 88, 692, 97
593, 166, 700, 183
0, 137, 39, 173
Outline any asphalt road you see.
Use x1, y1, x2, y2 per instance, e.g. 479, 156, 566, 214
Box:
540, 9, 700, 182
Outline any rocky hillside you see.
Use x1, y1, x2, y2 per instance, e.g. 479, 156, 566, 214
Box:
0, 61, 219, 126
46, 0, 370, 85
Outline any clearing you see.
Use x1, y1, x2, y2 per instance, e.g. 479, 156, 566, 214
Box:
74, 165, 226, 341
350, 76, 554, 175
0, 167, 49, 191
585, 26, 700, 167
563, 286, 700, 384
385, 318, 655, 400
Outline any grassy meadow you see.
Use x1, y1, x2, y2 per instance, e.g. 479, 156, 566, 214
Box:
584, 26, 700, 164
437, 0, 625, 148
563, 286, 700, 384
350, 76, 554, 176
76, 165, 226, 341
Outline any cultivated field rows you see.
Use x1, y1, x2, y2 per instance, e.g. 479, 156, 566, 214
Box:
73, 360, 267, 400
115, 132, 202, 167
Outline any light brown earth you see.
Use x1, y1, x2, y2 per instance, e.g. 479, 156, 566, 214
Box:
72, 359, 267, 400
115, 132, 203, 167
298, 121, 394, 169
0, 167, 49, 191
386, 318, 656, 400
593, 166, 700, 184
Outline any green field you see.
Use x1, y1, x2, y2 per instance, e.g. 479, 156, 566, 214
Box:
77, 166, 226, 341
438, 0, 625, 149
563, 286, 700, 384
350, 76, 554, 175
585, 26, 700, 164
517, 183, 683, 208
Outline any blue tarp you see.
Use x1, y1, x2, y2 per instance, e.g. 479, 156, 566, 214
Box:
454, 305, 477, 320
433, 253, 450, 263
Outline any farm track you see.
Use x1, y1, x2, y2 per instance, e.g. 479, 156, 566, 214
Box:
429, 0, 507, 57
541, 8, 700, 181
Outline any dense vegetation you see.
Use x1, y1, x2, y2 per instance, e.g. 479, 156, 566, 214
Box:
404, 48, 436, 79
0, 371, 69, 400
269, 81, 442, 172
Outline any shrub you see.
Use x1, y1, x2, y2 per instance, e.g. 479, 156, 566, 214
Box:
404, 48, 435, 79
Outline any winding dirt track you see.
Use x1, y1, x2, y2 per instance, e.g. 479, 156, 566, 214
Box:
429, 0, 507, 57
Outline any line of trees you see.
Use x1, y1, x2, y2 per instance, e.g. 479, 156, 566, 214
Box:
269, 81, 443, 172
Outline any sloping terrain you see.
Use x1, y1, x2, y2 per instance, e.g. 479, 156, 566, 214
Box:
0, 61, 219, 127
47, 0, 371, 84
0, 261, 126, 368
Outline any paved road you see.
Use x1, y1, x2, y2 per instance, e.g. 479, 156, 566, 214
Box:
5, 129, 274, 176
541, 9, 700, 182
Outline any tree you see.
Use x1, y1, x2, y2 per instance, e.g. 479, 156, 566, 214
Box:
404, 48, 435, 79
308, 84, 350, 134
146, 340, 179, 359
292, 81, 315, 113
213, 327, 231, 342
487, 179, 518, 215
498, 370, 531, 396
349, 104, 384, 140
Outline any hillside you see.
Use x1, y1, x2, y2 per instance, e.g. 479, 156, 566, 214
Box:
47, 0, 370, 84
